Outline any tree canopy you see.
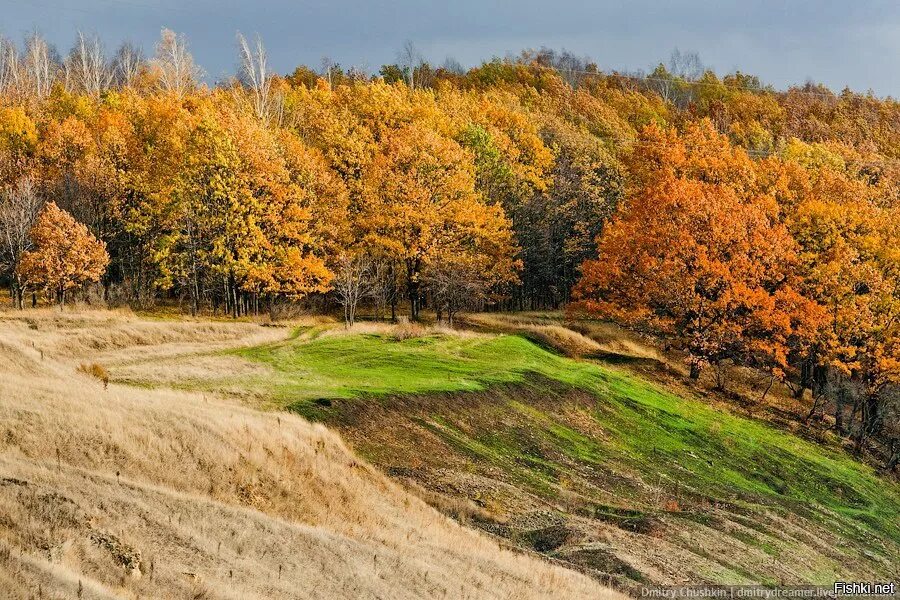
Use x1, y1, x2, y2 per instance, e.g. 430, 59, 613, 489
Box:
0, 31, 897, 462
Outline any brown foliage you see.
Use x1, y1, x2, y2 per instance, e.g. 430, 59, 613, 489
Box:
17, 202, 108, 304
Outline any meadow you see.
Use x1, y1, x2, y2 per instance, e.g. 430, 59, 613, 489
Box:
0, 309, 618, 599
110, 317, 900, 589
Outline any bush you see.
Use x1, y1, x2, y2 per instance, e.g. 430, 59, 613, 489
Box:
78, 362, 110, 388
392, 320, 425, 341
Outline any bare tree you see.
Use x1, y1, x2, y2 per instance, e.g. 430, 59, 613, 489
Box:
333, 254, 372, 327
346, 64, 369, 82
398, 40, 423, 89
0, 35, 22, 98
0, 178, 42, 309
236, 32, 273, 122
524, 47, 593, 87
320, 56, 337, 88
668, 48, 705, 81
151, 28, 202, 98
644, 65, 678, 104
23, 32, 55, 99
112, 41, 145, 88
441, 56, 465, 75
429, 259, 486, 326
66, 32, 112, 97
370, 260, 398, 321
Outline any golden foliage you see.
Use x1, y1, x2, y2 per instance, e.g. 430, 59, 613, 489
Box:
17, 202, 108, 303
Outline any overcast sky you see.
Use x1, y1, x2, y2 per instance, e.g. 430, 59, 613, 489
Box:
2, 0, 898, 96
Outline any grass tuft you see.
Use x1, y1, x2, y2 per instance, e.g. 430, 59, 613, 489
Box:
77, 362, 110, 388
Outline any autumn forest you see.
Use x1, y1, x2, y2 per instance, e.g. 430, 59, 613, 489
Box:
0, 30, 898, 466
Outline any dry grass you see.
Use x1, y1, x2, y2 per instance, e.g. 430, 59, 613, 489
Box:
0, 308, 620, 600
459, 314, 605, 358
565, 320, 663, 362
460, 314, 665, 365
391, 320, 427, 341
77, 362, 110, 387
319, 320, 483, 341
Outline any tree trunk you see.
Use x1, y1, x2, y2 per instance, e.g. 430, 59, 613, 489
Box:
794, 355, 814, 399
863, 393, 882, 439
804, 393, 823, 423
406, 259, 421, 321
832, 376, 845, 435
849, 397, 861, 445
689, 360, 702, 380
230, 274, 239, 319
223, 279, 230, 316
887, 440, 899, 472
759, 373, 775, 403
852, 394, 875, 454
189, 232, 200, 317
11, 279, 24, 310
834, 400, 844, 435
714, 360, 727, 391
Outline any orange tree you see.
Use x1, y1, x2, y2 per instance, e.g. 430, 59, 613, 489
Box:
18, 201, 108, 304
572, 121, 825, 381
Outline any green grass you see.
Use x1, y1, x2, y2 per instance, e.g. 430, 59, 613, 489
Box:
236, 332, 574, 403
234, 330, 900, 561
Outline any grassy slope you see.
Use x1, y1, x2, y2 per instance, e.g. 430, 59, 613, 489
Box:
0, 312, 613, 600
233, 331, 900, 587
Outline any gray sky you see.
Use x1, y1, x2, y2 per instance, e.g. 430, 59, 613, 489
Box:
2, 0, 899, 96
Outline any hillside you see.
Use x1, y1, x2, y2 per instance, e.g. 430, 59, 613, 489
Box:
0, 310, 617, 599
112, 317, 900, 593
0, 13, 898, 600
1, 34, 896, 530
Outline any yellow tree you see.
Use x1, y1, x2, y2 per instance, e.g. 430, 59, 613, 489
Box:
438, 87, 554, 308
0, 107, 38, 185
92, 90, 195, 305
160, 97, 332, 316
34, 94, 140, 305
780, 142, 900, 440
362, 121, 518, 319
18, 201, 108, 304
229, 107, 333, 309
427, 197, 519, 323
361, 123, 463, 318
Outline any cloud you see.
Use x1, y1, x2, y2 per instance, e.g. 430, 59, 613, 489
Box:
2, 0, 898, 96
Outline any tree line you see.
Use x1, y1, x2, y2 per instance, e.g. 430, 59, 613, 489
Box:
0, 33, 896, 466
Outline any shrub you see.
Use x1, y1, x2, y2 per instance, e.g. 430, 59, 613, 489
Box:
78, 362, 110, 388
392, 320, 425, 341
